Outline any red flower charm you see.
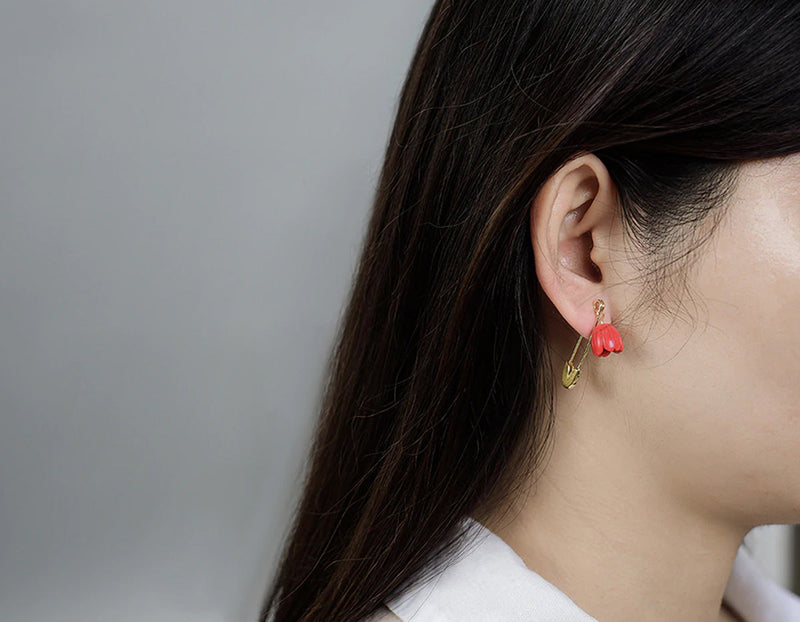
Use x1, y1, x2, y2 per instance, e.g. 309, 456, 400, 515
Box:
591, 323, 623, 357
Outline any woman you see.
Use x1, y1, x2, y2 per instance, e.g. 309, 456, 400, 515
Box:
263, 1, 800, 620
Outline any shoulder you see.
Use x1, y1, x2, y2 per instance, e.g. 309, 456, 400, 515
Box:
358, 604, 403, 622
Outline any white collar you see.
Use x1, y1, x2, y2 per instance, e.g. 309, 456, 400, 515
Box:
386, 516, 800, 621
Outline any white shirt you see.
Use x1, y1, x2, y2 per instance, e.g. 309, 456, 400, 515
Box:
372, 516, 800, 621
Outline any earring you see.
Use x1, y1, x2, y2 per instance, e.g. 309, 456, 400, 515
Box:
561, 299, 623, 389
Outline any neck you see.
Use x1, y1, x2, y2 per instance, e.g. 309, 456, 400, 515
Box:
481, 395, 751, 622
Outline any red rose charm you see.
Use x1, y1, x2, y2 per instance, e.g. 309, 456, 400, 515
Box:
590, 323, 623, 357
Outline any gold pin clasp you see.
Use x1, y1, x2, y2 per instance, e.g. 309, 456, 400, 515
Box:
561, 299, 605, 389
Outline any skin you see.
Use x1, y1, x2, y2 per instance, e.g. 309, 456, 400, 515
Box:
481, 151, 800, 622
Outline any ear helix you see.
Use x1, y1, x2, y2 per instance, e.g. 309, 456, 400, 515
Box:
561, 299, 623, 389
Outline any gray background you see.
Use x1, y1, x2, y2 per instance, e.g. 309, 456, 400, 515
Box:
0, 2, 432, 621
0, 3, 794, 622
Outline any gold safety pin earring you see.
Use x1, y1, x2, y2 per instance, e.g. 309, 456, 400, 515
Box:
561, 299, 620, 389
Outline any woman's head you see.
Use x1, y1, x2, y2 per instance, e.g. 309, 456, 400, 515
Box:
264, 2, 800, 620
529, 150, 800, 538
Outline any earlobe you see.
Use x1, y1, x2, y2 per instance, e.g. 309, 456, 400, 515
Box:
529, 152, 619, 340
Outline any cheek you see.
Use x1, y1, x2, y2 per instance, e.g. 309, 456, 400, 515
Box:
629, 193, 800, 524
703, 200, 800, 521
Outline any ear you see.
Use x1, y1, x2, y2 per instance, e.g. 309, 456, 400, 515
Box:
530, 152, 619, 340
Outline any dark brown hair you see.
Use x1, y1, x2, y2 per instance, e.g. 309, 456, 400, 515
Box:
263, 1, 800, 620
